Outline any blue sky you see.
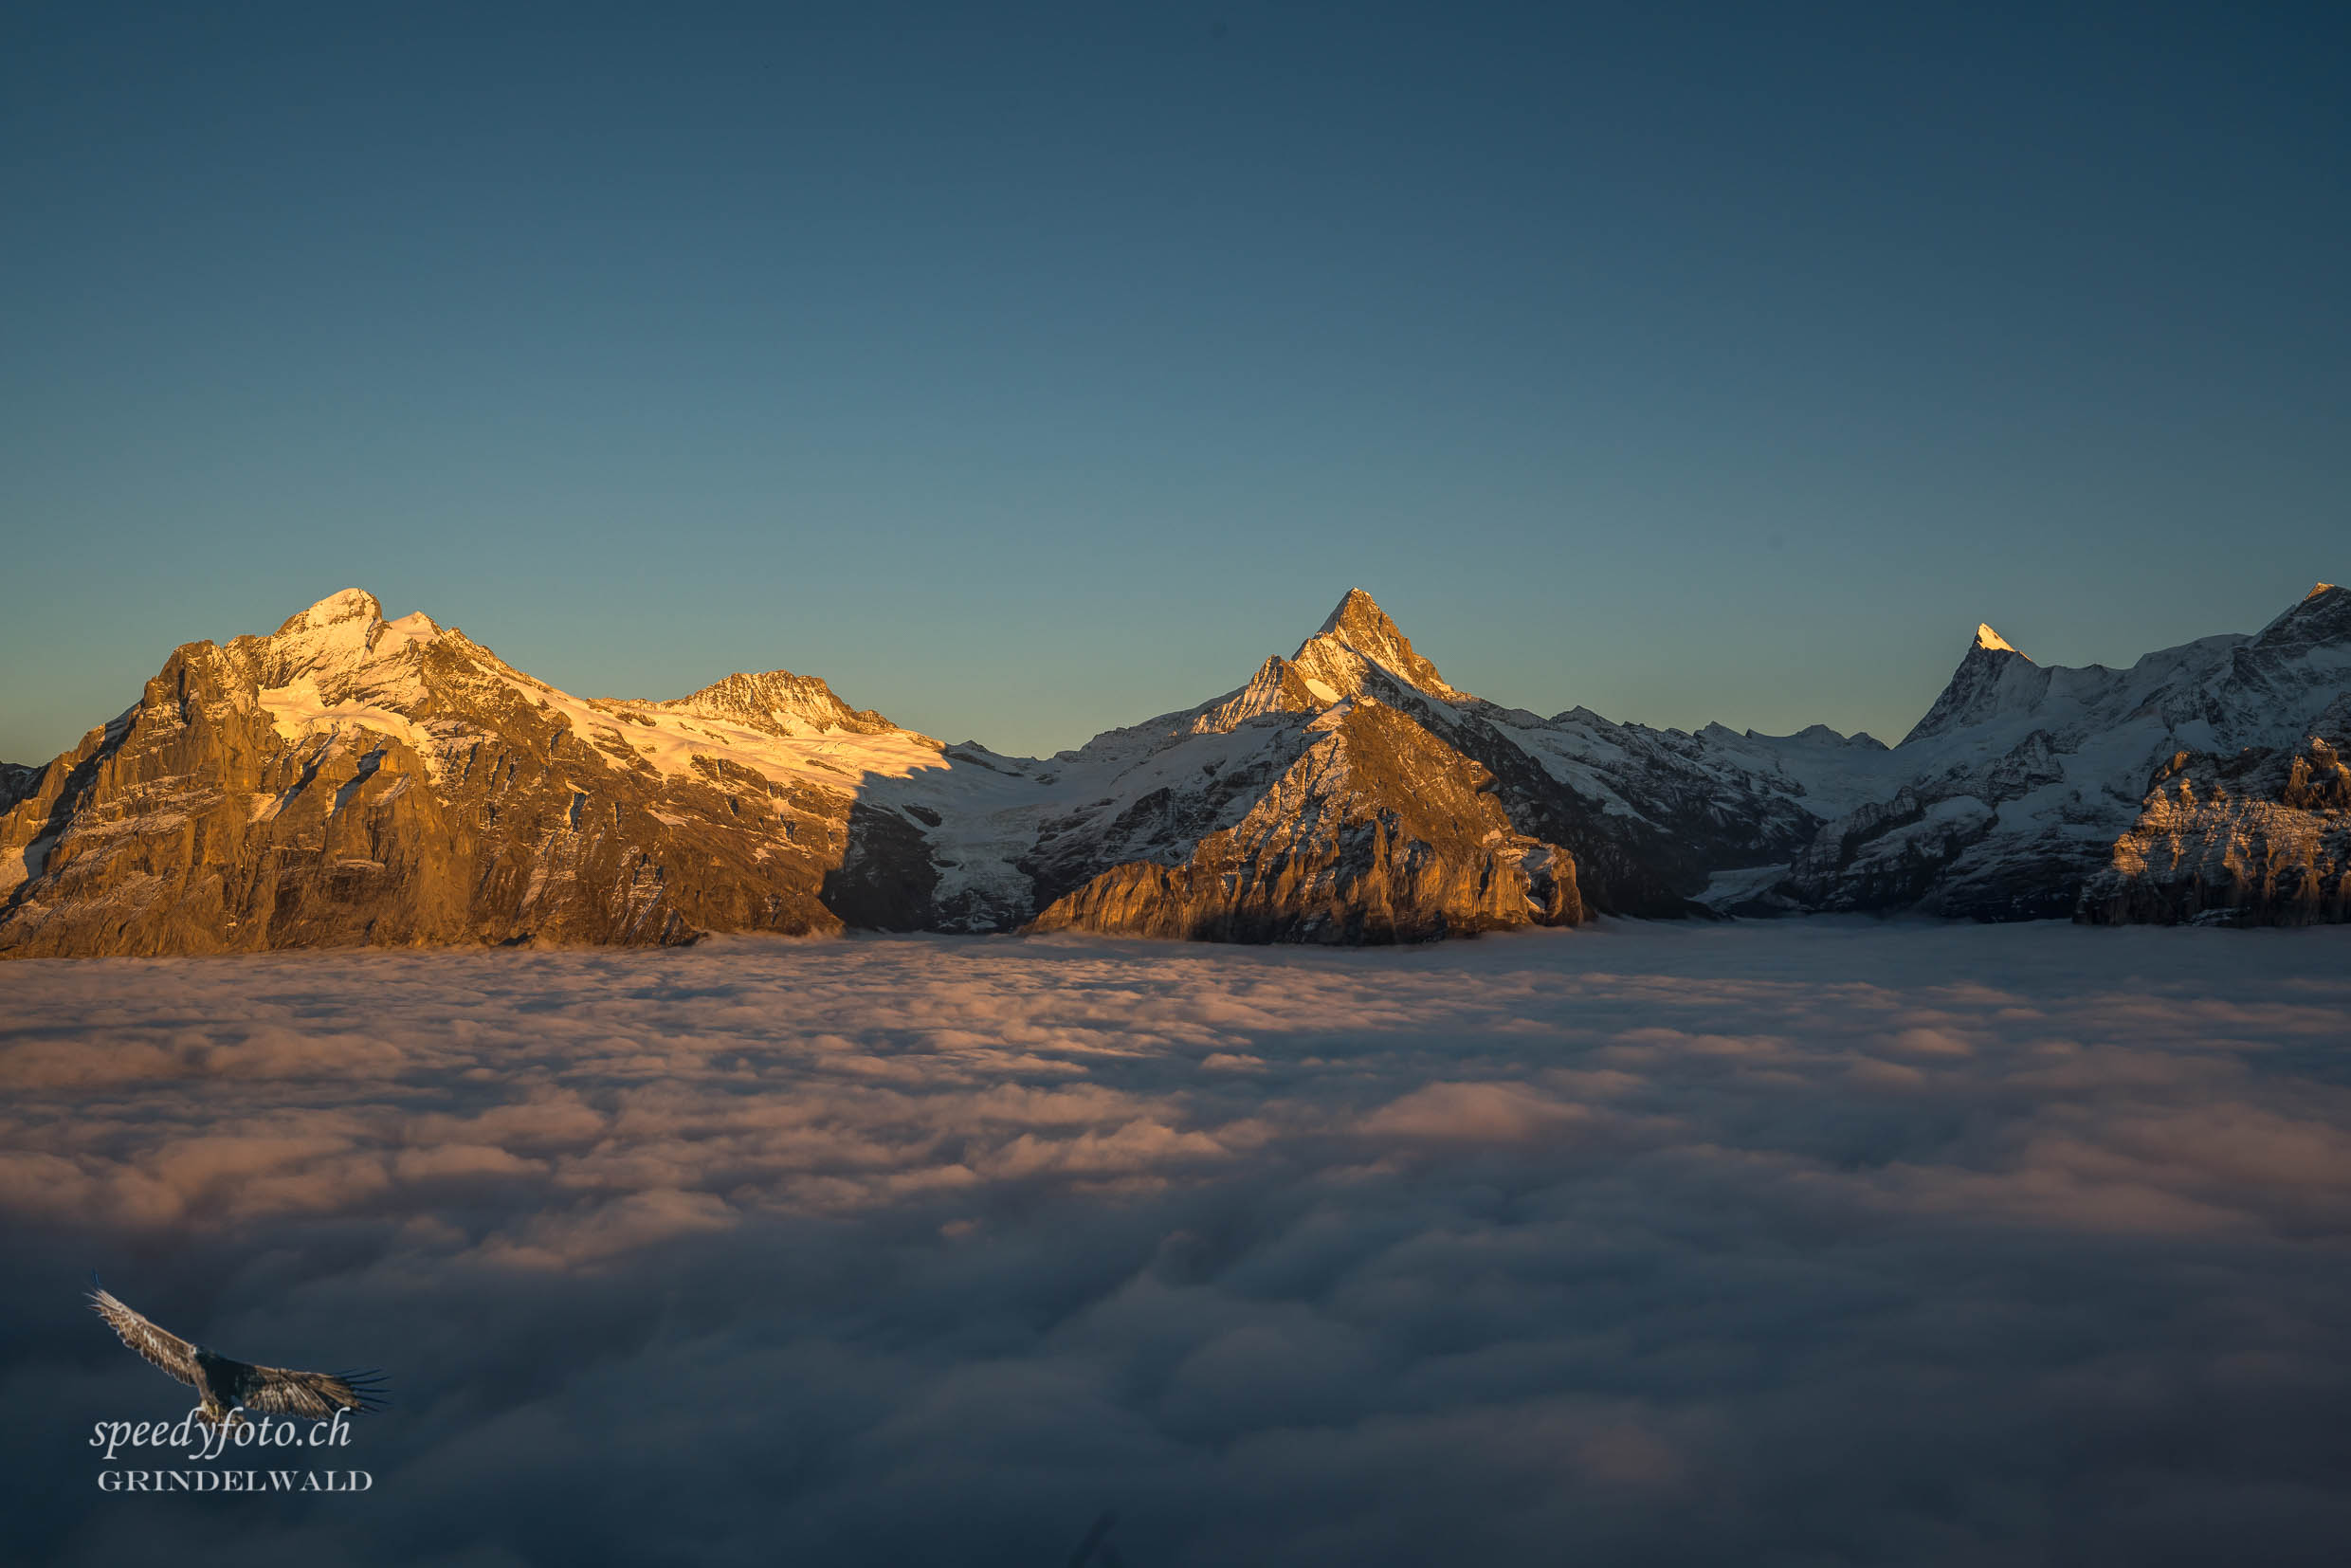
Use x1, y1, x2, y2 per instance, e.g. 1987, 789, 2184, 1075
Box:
4, 1, 2344, 762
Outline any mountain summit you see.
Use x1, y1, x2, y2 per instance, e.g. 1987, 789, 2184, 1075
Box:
1973, 624, 2019, 654
1902, 621, 2050, 746
1172, 590, 1467, 736
1295, 588, 1466, 701
0, 593, 946, 957
652, 669, 896, 738
3, 578, 2343, 956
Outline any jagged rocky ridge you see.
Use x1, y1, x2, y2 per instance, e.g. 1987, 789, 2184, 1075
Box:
2, 582, 2344, 957
1740, 584, 2351, 926
0, 591, 945, 957
776, 588, 1594, 941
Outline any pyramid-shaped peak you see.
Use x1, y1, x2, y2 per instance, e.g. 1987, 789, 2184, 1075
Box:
1973, 623, 2020, 655
1318, 587, 1397, 638
2253, 579, 2351, 647
1903, 621, 2050, 744
1297, 589, 1466, 701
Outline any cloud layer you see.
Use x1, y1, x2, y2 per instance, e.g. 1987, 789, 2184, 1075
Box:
6, 921, 2351, 1565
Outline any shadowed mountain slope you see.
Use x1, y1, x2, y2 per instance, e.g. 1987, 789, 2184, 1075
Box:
5, 581, 2343, 957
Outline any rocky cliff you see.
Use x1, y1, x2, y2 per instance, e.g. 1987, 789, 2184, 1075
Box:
0, 587, 1595, 956
7, 579, 2344, 956
2077, 721, 2351, 927
1003, 588, 1824, 921
0, 591, 941, 957
1729, 584, 2351, 924
868, 588, 1593, 941
1029, 698, 1579, 942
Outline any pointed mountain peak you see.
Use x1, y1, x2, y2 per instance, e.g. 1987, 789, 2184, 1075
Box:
1318, 587, 1393, 638
1973, 623, 2021, 655
2253, 579, 2350, 647
1902, 621, 2051, 745
1297, 589, 1465, 701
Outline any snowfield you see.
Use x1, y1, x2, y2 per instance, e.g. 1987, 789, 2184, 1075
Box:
5, 922, 2350, 1565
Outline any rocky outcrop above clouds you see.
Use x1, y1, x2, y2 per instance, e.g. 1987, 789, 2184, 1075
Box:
1012, 587, 1830, 921
2078, 692, 2351, 926
1029, 699, 1579, 942
0, 587, 1595, 956
984, 590, 1597, 935
6, 578, 2344, 956
0, 591, 932, 957
1728, 583, 2351, 924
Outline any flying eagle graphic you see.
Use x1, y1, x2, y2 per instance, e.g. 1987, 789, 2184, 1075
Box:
90, 1285, 387, 1425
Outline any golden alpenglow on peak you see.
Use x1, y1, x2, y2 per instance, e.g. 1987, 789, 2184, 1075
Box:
1298, 588, 1466, 701
1973, 624, 2019, 654
1315, 586, 1392, 638
272, 587, 384, 638
9, 573, 2351, 957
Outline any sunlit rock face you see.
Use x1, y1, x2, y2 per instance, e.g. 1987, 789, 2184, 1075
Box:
6, 579, 2344, 955
993, 590, 1595, 940
0, 590, 941, 957
0, 582, 1850, 956
0, 587, 1595, 956
1144, 580, 2351, 930
2075, 588, 2351, 926
2081, 696, 2351, 927
1028, 700, 1580, 943
1003, 587, 1831, 926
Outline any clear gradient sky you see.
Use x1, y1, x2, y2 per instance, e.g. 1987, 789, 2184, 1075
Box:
3, 1, 2344, 764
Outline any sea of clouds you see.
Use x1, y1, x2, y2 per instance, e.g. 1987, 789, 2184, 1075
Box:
4, 921, 2349, 1566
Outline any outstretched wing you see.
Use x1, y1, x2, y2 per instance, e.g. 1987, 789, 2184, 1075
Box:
89, 1288, 200, 1389
233, 1364, 388, 1418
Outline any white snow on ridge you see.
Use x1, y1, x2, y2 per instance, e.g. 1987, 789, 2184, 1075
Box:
492, 670, 954, 794
256, 674, 443, 772
866, 713, 1310, 923
262, 593, 953, 797
214, 583, 2349, 923
375, 610, 442, 654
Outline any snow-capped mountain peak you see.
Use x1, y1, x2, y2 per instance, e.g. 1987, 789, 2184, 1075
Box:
2252, 582, 2351, 649
246, 589, 450, 701
1292, 588, 1466, 702
651, 669, 897, 738
1974, 624, 2020, 654
1158, 590, 1467, 739
7, 575, 2344, 958
271, 587, 382, 639
264, 589, 393, 679
1901, 622, 2050, 746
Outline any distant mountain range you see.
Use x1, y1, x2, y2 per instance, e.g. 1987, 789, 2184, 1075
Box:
2, 583, 2344, 957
